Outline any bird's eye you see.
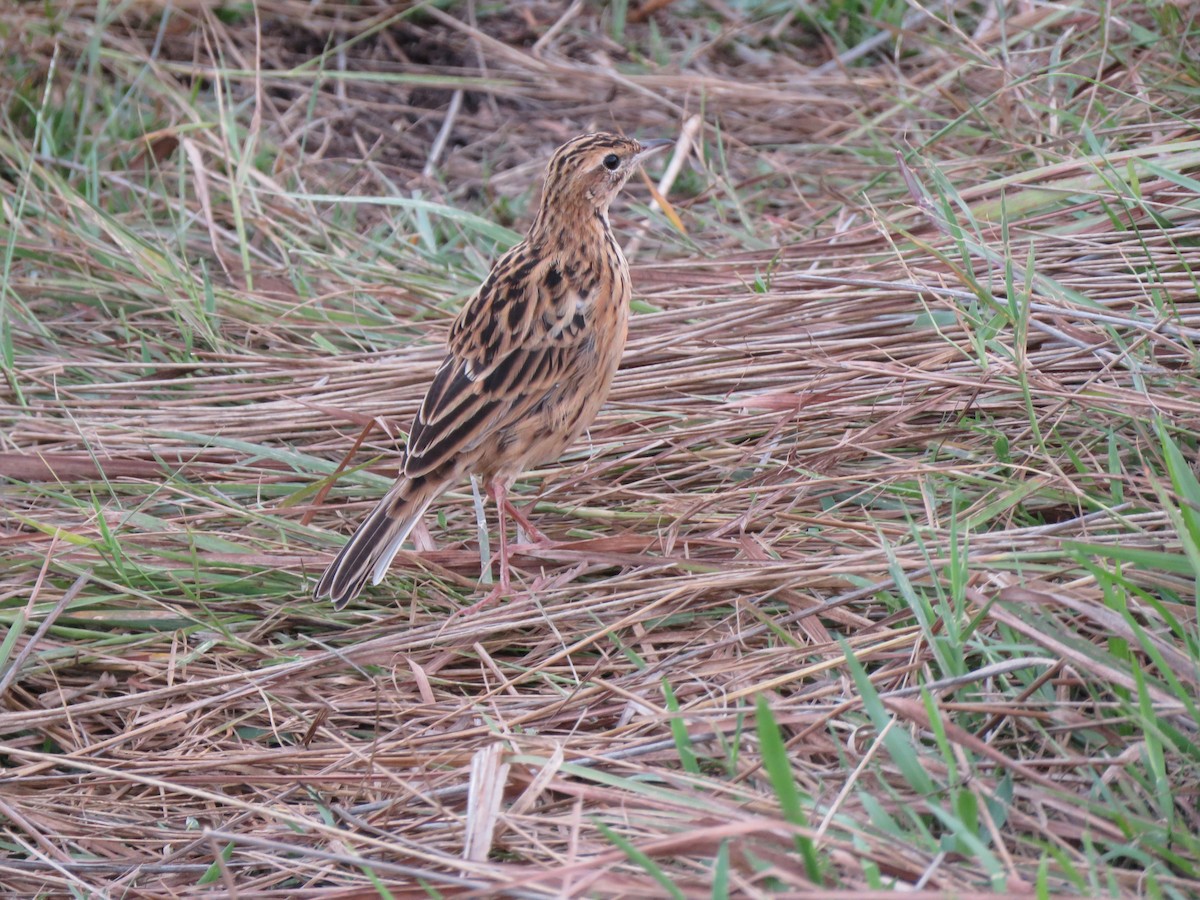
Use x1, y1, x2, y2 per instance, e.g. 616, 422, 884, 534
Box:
602, 153, 621, 171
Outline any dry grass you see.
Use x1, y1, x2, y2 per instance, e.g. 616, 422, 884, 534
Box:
2, 1, 1200, 896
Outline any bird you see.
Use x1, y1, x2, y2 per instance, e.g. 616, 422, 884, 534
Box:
316, 132, 673, 609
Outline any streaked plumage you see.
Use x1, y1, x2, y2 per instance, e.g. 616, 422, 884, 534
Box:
316, 132, 671, 608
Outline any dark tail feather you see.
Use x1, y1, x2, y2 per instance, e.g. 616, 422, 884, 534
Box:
315, 476, 442, 609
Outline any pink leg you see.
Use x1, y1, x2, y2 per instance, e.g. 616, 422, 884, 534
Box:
446, 480, 558, 622
448, 478, 513, 619
503, 495, 554, 546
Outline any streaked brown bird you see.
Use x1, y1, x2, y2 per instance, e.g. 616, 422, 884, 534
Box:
316, 132, 672, 609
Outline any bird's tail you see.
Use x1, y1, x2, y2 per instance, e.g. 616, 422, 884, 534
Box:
315, 475, 443, 609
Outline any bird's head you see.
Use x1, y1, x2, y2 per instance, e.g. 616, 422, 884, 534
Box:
537, 133, 672, 227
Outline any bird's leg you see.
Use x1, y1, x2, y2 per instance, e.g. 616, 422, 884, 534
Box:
452, 478, 513, 618
503, 495, 554, 547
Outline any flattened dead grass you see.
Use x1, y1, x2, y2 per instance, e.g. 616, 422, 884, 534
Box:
2, 1, 1199, 895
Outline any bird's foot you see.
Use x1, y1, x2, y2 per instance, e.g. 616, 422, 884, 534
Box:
458, 583, 509, 617
438, 582, 509, 635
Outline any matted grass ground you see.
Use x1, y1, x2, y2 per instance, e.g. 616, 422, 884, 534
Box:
2, 1, 1199, 896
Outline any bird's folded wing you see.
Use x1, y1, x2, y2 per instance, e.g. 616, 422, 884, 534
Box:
402, 247, 592, 480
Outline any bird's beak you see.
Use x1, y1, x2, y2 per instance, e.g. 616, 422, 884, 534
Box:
634, 139, 674, 163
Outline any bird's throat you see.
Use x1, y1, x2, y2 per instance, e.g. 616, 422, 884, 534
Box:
530, 201, 613, 257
